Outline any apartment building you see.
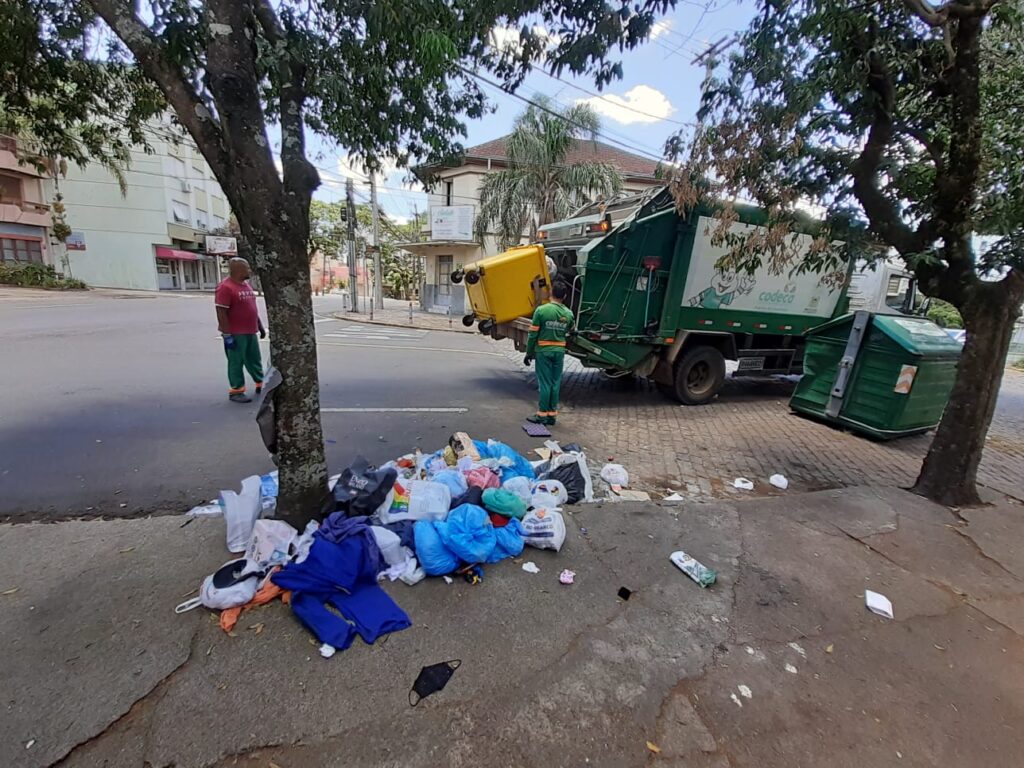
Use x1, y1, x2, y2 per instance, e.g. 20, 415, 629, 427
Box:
50, 120, 231, 291
0, 136, 55, 268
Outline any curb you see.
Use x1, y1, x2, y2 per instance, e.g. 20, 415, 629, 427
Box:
329, 312, 475, 334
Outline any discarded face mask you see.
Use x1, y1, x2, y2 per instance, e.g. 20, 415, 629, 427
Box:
409, 659, 461, 706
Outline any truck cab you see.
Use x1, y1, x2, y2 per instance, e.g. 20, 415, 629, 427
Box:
847, 259, 917, 315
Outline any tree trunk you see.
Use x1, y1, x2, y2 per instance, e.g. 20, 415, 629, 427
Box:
252, 229, 331, 527
913, 287, 1022, 506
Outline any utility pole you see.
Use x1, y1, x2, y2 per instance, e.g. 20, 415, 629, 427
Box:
370, 175, 383, 308
346, 177, 358, 312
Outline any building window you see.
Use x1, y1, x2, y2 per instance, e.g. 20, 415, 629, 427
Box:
196, 209, 208, 230
0, 174, 22, 204
212, 215, 226, 231
171, 156, 187, 179
1, 237, 43, 263
171, 200, 191, 224
444, 180, 453, 207
437, 254, 453, 296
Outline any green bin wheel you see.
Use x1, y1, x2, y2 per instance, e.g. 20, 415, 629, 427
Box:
669, 345, 726, 405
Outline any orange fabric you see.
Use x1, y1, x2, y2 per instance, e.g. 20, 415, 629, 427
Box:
219, 580, 290, 633
229, 386, 246, 394
528, 325, 540, 331
537, 340, 566, 347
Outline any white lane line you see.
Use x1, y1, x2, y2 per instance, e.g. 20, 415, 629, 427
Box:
317, 341, 503, 356
321, 407, 468, 413
314, 317, 338, 324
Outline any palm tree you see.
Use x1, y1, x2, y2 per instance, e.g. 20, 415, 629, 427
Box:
475, 98, 624, 250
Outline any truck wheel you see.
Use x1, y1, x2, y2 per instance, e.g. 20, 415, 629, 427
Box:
461, 313, 476, 327
671, 346, 726, 405
451, 269, 465, 284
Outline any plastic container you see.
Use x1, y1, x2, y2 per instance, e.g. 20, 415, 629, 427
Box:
791, 313, 961, 439
461, 244, 552, 325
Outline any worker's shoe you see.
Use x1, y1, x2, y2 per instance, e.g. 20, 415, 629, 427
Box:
526, 414, 548, 425
229, 393, 252, 404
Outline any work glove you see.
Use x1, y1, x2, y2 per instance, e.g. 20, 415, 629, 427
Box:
259, 327, 267, 339
523, 355, 533, 367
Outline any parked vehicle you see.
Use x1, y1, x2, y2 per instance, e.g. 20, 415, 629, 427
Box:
459, 188, 920, 404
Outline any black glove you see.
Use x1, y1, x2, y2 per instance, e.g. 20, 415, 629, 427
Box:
259, 327, 267, 339
523, 355, 533, 366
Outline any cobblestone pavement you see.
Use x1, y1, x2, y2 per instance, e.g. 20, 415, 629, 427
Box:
497, 342, 1024, 502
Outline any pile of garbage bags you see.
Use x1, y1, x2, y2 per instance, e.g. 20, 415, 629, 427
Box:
181, 434, 593, 658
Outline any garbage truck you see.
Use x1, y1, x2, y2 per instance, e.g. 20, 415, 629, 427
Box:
454, 187, 918, 405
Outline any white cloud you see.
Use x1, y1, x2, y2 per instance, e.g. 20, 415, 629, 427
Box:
487, 24, 560, 58
578, 85, 675, 125
649, 19, 673, 41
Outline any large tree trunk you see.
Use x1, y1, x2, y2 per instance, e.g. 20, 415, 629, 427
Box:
913, 287, 1022, 506
251, 228, 331, 526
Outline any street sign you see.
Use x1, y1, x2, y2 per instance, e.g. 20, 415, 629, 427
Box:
205, 235, 237, 255
430, 205, 474, 241
65, 231, 86, 251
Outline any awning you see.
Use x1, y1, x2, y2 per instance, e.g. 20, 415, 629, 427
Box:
155, 246, 200, 261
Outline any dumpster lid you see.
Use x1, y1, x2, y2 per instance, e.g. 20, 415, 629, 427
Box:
871, 315, 963, 357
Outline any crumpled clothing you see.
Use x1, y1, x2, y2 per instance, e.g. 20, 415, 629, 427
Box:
272, 536, 410, 651
220, 576, 291, 633
382, 520, 416, 550
316, 513, 382, 568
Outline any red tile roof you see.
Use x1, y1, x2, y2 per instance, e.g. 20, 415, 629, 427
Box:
463, 136, 660, 178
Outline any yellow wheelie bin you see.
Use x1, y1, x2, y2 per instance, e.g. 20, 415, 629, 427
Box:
454, 244, 552, 330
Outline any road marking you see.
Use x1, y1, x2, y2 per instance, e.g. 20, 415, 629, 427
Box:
314, 317, 338, 324
321, 407, 469, 413
317, 341, 503, 356
7, 303, 92, 310
323, 326, 427, 340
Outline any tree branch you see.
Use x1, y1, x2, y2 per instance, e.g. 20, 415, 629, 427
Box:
252, 0, 318, 201
850, 50, 928, 257
86, 0, 229, 177
895, 122, 946, 173
902, 0, 995, 26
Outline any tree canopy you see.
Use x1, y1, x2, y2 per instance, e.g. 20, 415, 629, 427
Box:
476, 97, 624, 249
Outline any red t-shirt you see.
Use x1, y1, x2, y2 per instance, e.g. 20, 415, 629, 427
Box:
215, 278, 260, 335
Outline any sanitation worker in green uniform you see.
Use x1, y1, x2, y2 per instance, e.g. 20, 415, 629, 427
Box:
524, 282, 574, 426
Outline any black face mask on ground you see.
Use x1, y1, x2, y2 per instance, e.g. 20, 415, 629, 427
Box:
409, 660, 461, 706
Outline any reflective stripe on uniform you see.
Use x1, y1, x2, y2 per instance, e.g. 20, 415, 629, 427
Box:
528, 325, 540, 331
537, 340, 566, 347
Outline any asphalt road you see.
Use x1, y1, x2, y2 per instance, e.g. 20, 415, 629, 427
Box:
0, 289, 536, 520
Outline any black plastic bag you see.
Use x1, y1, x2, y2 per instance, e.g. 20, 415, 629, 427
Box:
333, 456, 397, 517
541, 461, 586, 504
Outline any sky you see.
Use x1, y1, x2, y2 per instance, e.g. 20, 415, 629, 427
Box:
308, 0, 757, 225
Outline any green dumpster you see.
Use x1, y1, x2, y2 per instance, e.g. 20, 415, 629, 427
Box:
790, 311, 961, 439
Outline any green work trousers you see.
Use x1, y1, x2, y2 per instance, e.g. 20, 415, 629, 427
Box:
535, 349, 565, 416
225, 334, 264, 394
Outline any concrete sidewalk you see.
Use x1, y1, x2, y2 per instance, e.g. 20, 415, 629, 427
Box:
3, 486, 1023, 767
333, 295, 475, 333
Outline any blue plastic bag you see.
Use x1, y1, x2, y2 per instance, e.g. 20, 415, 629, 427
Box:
414, 520, 458, 576
485, 440, 535, 482
488, 518, 525, 563
432, 469, 468, 498
435, 504, 496, 564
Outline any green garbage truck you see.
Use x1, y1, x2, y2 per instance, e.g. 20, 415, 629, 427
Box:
477, 188, 918, 405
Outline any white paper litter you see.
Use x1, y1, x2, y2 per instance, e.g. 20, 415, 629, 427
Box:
319, 643, 336, 658
443, 575, 454, 584
522, 561, 540, 574
733, 478, 755, 491
662, 492, 684, 502
769, 474, 789, 490
865, 589, 894, 619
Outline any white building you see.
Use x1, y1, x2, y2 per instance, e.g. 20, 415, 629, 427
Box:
405, 136, 662, 315
49, 120, 231, 291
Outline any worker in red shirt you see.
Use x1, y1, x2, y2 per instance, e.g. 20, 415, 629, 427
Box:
214, 257, 266, 403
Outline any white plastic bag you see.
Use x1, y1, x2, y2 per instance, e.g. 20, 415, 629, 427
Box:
293, 520, 319, 564
221, 475, 262, 553
246, 519, 297, 568
502, 476, 533, 505
531, 479, 569, 505
174, 558, 263, 613
370, 526, 406, 566
376, 480, 450, 524
520, 509, 567, 551
530, 491, 561, 511
600, 463, 629, 487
